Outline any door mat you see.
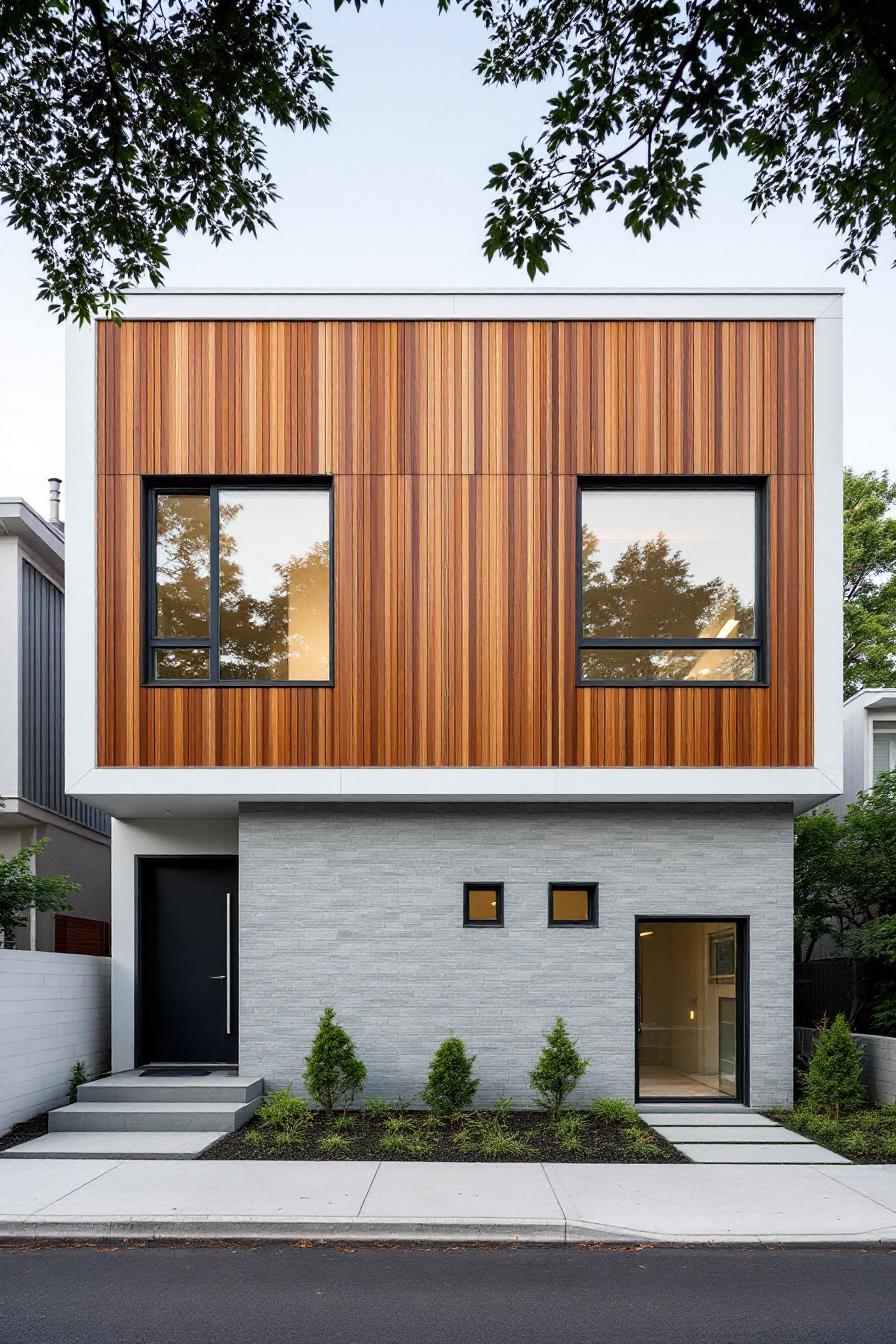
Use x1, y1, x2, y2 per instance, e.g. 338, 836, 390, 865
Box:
140, 1068, 213, 1077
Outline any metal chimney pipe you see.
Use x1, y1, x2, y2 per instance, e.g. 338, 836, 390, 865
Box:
48, 478, 62, 528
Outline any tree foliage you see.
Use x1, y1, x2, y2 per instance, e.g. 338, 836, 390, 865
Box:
303, 1005, 367, 1117
0, 838, 79, 944
0, 0, 339, 323
795, 770, 896, 963
436, 1, 896, 279
843, 468, 896, 698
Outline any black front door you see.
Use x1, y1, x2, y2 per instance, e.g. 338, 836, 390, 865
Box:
138, 858, 238, 1065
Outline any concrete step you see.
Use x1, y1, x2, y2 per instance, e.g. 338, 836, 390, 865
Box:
643, 1112, 775, 1127
636, 1103, 752, 1114
1, 1132, 224, 1160
49, 1100, 259, 1134
78, 1072, 263, 1105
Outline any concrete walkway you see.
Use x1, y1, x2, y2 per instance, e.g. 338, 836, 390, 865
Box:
2, 1159, 896, 1244
642, 1109, 847, 1164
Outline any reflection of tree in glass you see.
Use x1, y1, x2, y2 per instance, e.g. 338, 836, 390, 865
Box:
155, 495, 210, 638
581, 525, 753, 643
219, 499, 329, 681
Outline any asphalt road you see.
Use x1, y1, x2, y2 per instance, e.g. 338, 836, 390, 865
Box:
1, 1243, 895, 1344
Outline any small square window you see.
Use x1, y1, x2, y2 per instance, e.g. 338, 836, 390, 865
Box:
548, 883, 597, 926
464, 883, 504, 927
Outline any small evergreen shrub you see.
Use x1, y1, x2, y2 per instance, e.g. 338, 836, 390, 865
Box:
67, 1060, 88, 1104
802, 1013, 866, 1120
421, 1037, 479, 1115
303, 1006, 367, 1118
529, 1017, 589, 1119
591, 1098, 639, 1124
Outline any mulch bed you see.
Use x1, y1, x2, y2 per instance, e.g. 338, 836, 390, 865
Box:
200, 1109, 686, 1164
768, 1105, 896, 1164
0, 1112, 49, 1153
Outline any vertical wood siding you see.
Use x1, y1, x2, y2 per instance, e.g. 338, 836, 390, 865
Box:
96, 319, 813, 768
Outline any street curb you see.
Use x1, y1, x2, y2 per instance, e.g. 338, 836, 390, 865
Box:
3, 1217, 896, 1246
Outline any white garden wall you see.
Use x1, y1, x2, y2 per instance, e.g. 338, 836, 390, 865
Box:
0, 950, 110, 1135
796, 1025, 896, 1104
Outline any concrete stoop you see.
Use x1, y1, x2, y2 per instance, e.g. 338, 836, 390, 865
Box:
1, 1070, 263, 1160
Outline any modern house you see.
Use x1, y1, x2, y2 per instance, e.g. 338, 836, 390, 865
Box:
64, 289, 843, 1113
0, 489, 110, 951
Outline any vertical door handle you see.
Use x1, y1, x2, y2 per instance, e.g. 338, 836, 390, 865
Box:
225, 891, 232, 1036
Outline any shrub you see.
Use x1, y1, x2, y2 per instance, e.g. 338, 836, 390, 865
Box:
553, 1111, 585, 1154
256, 1085, 313, 1143
802, 1014, 866, 1120
364, 1096, 389, 1119
331, 1112, 357, 1133
319, 1132, 352, 1156
454, 1113, 534, 1159
67, 1060, 88, 1104
421, 1037, 479, 1116
529, 1017, 589, 1119
303, 1006, 367, 1118
379, 1125, 436, 1157
591, 1097, 639, 1125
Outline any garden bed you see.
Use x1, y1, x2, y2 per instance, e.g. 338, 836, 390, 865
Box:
201, 1098, 685, 1164
768, 1105, 896, 1163
0, 1111, 48, 1153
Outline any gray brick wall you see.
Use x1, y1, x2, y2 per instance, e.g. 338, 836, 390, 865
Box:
239, 803, 794, 1108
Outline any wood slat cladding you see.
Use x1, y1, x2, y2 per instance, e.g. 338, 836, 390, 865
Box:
96, 319, 813, 769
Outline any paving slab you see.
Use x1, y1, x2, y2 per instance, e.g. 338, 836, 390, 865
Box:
654, 1126, 811, 1144
32, 1160, 380, 1221
544, 1164, 896, 1242
359, 1161, 565, 1240
644, 1112, 776, 1128
0, 1160, 120, 1217
3, 1132, 224, 1159
679, 1143, 849, 1164
818, 1164, 896, 1214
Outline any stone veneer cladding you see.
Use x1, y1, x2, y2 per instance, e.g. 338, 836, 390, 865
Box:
238, 803, 794, 1108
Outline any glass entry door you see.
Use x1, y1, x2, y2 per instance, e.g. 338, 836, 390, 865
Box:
636, 919, 743, 1101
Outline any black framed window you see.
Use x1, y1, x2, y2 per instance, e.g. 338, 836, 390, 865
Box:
463, 883, 504, 927
577, 479, 766, 686
146, 479, 333, 686
548, 883, 598, 926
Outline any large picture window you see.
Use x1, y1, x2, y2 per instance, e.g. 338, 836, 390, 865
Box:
578, 481, 765, 686
146, 481, 332, 685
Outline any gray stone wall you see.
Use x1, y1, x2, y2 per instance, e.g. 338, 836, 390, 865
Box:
239, 803, 794, 1108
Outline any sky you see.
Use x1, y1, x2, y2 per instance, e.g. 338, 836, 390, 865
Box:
1, 0, 895, 523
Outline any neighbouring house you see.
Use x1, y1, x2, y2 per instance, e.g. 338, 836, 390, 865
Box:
64, 289, 843, 1111
839, 687, 896, 814
0, 487, 111, 951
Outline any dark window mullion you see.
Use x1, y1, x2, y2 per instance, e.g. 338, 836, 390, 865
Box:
578, 638, 762, 651
209, 486, 221, 682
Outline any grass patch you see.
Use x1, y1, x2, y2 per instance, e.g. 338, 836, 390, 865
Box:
202, 1097, 685, 1163
768, 1103, 896, 1163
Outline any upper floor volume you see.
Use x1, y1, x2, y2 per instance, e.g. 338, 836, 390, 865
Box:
64, 290, 843, 814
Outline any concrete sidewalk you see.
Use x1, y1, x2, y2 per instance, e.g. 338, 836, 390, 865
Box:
2, 1159, 896, 1244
